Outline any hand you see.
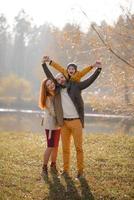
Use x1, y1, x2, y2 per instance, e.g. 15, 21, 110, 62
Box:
42, 56, 50, 63
94, 61, 102, 68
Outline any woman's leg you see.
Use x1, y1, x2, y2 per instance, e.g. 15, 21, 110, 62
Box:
42, 129, 54, 174
43, 147, 53, 167
50, 129, 61, 164
42, 147, 53, 176
50, 129, 60, 173
51, 147, 58, 164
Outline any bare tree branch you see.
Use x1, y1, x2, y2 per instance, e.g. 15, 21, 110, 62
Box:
80, 9, 134, 69
91, 24, 134, 69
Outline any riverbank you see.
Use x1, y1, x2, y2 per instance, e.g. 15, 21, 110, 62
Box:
0, 110, 134, 134
0, 132, 133, 200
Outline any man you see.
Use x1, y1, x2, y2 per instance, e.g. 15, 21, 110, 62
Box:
42, 59, 102, 178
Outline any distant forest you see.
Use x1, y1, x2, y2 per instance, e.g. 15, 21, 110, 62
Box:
0, 9, 134, 115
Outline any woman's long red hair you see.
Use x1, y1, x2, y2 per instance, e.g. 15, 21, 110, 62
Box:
38, 78, 53, 110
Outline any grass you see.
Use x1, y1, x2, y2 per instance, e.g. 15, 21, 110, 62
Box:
0, 131, 133, 200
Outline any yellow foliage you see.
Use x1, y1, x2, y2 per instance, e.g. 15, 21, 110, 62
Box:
0, 74, 33, 99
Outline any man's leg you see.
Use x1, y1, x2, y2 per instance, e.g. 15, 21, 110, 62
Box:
61, 121, 71, 172
71, 119, 84, 174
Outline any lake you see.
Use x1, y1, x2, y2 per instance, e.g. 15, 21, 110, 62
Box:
0, 109, 134, 134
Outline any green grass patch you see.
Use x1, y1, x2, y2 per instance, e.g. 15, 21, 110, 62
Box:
0, 132, 133, 200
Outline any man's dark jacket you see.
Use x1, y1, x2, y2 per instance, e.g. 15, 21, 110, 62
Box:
42, 63, 101, 128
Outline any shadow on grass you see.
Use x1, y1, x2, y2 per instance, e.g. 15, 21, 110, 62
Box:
42, 172, 95, 200
63, 174, 81, 200
79, 177, 95, 200
48, 173, 67, 200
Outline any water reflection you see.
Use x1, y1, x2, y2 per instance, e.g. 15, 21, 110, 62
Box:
0, 109, 133, 134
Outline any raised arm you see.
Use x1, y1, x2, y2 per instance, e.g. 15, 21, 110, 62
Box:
78, 65, 93, 79
78, 67, 102, 90
78, 61, 101, 79
43, 56, 66, 74
42, 62, 56, 82
49, 60, 66, 74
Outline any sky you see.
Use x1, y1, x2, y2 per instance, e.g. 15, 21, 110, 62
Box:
0, 0, 134, 31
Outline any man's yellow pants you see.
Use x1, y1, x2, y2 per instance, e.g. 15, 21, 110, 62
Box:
61, 119, 83, 173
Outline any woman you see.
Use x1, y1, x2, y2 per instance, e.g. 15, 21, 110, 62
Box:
39, 78, 60, 177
